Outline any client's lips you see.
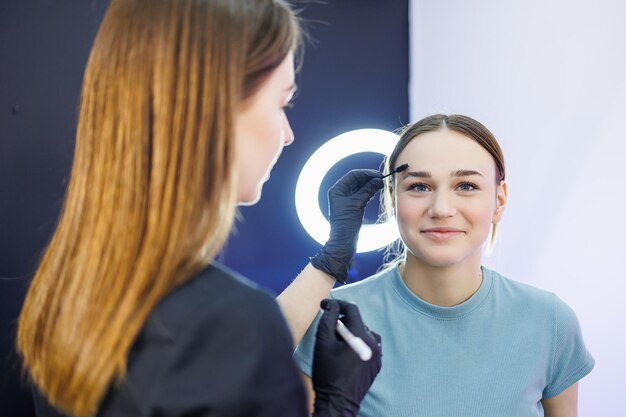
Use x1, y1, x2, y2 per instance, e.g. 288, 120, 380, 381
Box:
421, 227, 464, 240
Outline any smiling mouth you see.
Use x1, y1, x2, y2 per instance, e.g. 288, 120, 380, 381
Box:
420, 230, 464, 241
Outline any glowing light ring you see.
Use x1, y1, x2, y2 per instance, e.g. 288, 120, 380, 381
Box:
295, 129, 400, 253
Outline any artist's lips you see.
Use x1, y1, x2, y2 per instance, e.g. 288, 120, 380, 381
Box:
421, 227, 464, 240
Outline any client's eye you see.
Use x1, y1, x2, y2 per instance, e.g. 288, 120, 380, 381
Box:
457, 182, 479, 191
408, 182, 430, 192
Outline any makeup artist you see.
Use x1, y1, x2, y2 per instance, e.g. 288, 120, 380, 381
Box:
16, 1, 383, 417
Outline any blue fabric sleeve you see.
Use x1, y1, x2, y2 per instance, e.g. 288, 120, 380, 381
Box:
542, 295, 595, 398
292, 313, 322, 377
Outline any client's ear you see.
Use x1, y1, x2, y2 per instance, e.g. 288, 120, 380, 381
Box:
492, 181, 507, 224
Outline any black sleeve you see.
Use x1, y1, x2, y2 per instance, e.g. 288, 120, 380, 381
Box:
149, 290, 308, 417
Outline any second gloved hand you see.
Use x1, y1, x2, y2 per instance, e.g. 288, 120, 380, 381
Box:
311, 299, 382, 417
309, 169, 384, 283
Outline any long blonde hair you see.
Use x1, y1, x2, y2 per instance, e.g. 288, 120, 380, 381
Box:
17, 1, 300, 416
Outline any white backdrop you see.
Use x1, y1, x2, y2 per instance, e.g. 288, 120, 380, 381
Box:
409, 0, 626, 414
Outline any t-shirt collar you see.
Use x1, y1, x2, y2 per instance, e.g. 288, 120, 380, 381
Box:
390, 265, 493, 320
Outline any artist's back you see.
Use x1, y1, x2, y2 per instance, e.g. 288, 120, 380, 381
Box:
33, 263, 308, 417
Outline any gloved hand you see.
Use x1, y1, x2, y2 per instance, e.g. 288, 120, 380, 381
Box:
309, 169, 384, 283
312, 299, 382, 417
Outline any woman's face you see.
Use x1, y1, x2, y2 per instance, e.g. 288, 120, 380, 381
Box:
394, 128, 507, 268
234, 52, 296, 205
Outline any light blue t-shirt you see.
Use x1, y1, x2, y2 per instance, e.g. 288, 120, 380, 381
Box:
293, 266, 594, 417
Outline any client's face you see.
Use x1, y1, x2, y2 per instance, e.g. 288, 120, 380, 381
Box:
234, 52, 296, 205
393, 128, 506, 268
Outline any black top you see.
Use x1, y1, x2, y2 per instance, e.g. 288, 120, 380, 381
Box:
33, 263, 308, 417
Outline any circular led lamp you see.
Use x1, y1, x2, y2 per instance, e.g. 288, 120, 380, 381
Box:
295, 129, 400, 253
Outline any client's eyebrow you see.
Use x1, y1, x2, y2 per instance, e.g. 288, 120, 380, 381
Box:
401, 169, 483, 181
452, 169, 483, 177
403, 170, 431, 180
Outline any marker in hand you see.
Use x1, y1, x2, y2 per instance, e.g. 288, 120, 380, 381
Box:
320, 309, 372, 361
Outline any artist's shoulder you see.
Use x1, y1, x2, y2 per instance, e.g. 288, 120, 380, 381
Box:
146, 262, 280, 339
193, 262, 273, 303
113, 264, 296, 416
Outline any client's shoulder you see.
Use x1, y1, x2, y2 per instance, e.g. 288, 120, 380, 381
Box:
487, 267, 557, 309
331, 265, 398, 299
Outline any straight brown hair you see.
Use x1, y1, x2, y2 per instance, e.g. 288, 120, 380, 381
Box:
17, 1, 300, 416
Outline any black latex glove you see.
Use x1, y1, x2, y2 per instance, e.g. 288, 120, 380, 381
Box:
310, 169, 384, 283
312, 299, 382, 417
